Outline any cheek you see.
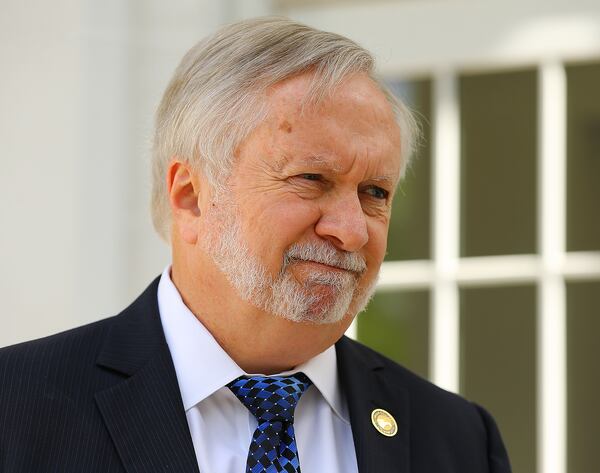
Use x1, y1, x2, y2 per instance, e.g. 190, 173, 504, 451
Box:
243, 196, 321, 253
366, 221, 389, 265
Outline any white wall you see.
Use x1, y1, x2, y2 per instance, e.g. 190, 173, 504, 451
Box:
0, 0, 253, 347
1, 0, 84, 345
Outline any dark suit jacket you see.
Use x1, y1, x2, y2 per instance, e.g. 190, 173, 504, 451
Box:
0, 277, 511, 472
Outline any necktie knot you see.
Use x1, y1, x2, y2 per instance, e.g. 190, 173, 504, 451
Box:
227, 373, 312, 423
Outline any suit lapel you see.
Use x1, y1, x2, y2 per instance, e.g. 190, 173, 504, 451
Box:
95, 278, 200, 473
336, 336, 410, 473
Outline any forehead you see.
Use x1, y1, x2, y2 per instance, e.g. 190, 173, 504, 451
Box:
255, 72, 402, 178
266, 72, 398, 133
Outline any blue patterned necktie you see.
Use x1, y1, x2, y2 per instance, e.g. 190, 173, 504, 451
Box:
227, 373, 312, 473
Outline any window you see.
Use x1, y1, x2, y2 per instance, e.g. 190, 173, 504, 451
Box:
355, 61, 600, 473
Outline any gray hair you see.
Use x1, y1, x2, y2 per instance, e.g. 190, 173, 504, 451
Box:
151, 16, 419, 241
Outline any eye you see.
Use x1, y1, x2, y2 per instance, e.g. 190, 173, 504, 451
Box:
298, 173, 322, 181
363, 185, 389, 200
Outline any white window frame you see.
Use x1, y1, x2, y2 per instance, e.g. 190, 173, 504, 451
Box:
346, 63, 600, 473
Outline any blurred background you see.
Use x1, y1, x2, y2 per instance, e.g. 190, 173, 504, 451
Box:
1, 1, 599, 472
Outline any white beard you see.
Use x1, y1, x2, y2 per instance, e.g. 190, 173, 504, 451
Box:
200, 193, 378, 325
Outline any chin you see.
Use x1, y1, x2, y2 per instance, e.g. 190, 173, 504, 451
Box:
280, 289, 356, 326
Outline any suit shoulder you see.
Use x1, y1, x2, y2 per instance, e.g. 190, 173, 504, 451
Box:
0, 277, 161, 394
338, 336, 480, 414
0, 315, 119, 388
338, 337, 512, 467
1, 315, 117, 357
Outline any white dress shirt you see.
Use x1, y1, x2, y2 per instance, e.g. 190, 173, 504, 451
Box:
157, 267, 359, 473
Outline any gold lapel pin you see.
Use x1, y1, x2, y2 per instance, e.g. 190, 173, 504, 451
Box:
371, 408, 398, 437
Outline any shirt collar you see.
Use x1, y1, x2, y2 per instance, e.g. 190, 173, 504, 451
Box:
157, 266, 350, 424
158, 266, 244, 410
280, 343, 350, 424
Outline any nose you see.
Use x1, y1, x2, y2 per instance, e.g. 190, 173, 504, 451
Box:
314, 194, 369, 252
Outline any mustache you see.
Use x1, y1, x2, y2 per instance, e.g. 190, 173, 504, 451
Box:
283, 242, 367, 274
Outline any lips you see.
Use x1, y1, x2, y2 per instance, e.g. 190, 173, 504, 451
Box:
289, 258, 361, 276
298, 259, 347, 271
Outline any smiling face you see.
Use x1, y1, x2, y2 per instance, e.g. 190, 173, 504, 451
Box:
200, 71, 402, 325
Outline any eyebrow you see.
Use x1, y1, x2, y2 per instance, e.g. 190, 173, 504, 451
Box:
368, 175, 397, 187
274, 154, 398, 187
272, 154, 332, 172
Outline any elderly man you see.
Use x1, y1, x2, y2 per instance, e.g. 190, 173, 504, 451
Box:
0, 17, 510, 473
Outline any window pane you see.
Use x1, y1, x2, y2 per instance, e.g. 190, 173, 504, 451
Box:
460, 285, 536, 473
567, 280, 600, 473
357, 290, 429, 379
459, 69, 538, 256
386, 79, 432, 261
566, 61, 600, 251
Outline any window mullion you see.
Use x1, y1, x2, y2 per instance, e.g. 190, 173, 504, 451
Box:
431, 71, 461, 393
537, 61, 567, 473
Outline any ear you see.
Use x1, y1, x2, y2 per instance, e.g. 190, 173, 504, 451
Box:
166, 159, 203, 244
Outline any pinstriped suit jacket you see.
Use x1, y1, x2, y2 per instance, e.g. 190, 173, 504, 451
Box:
0, 277, 511, 472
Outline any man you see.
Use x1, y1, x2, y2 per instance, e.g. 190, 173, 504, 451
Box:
0, 17, 511, 473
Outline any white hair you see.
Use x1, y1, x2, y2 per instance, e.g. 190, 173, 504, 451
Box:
151, 16, 419, 241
